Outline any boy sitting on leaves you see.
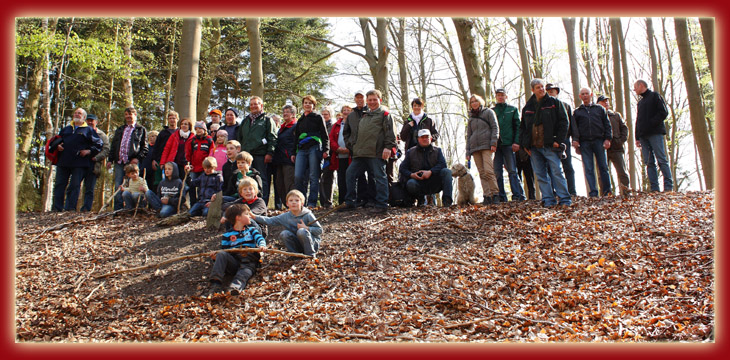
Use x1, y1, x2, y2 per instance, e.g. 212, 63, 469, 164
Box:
187, 156, 223, 217
120, 163, 149, 210
251, 190, 322, 257
221, 177, 268, 236
209, 204, 266, 295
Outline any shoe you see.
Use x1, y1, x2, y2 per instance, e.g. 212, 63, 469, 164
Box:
442, 197, 453, 207
492, 194, 501, 204
339, 202, 359, 211
371, 206, 388, 214
228, 280, 247, 295
209, 281, 224, 295
482, 196, 492, 205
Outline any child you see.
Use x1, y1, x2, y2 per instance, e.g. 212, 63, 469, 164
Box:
222, 177, 267, 216
222, 140, 241, 202
146, 162, 183, 218
209, 129, 229, 172
234, 151, 263, 199
251, 190, 322, 257
120, 163, 149, 210
186, 121, 214, 205
142, 130, 159, 188
188, 157, 223, 217
209, 204, 266, 295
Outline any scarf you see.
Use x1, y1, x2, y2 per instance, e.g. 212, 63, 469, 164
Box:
470, 106, 482, 118
180, 130, 190, 139
410, 112, 424, 124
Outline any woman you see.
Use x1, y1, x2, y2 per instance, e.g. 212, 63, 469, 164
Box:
319, 106, 336, 208
160, 118, 194, 176
273, 104, 298, 210
292, 95, 329, 208
328, 104, 352, 205
466, 94, 500, 205
399, 97, 439, 152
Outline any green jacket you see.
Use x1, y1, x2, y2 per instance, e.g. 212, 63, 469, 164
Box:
237, 112, 277, 156
492, 102, 521, 146
344, 106, 397, 158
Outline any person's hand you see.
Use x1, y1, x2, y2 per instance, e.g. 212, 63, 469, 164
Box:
141, 186, 148, 193
411, 172, 422, 180
264, 154, 273, 163
337, 147, 349, 155
130, 158, 139, 165
553, 142, 561, 148
161, 197, 169, 205
382, 148, 391, 160
511, 144, 520, 152
210, 193, 216, 203
297, 220, 307, 230
259, 245, 267, 252
118, 185, 125, 191
635, 140, 641, 148
323, 152, 328, 160
290, 155, 296, 163
152, 160, 159, 170
184, 164, 192, 172
220, 217, 227, 224
205, 201, 211, 208
490, 146, 496, 153
57, 144, 64, 152
572, 141, 580, 149
106, 162, 112, 170
422, 170, 432, 179
210, 252, 217, 260
409, 120, 415, 127
603, 140, 611, 149
79, 149, 90, 157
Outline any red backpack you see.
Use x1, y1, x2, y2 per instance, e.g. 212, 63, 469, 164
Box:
45, 135, 62, 165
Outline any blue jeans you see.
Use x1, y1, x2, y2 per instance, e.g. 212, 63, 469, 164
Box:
346, 157, 388, 208
405, 168, 453, 203
251, 155, 270, 207
188, 171, 202, 205
579, 139, 612, 197
280, 229, 319, 256
145, 190, 176, 218
639, 134, 673, 192
52, 166, 86, 211
122, 191, 145, 210
561, 138, 577, 196
530, 147, 571, 207
80, 166, 98, 211
494, 145, 525, 201
113, 163, 126, 210
294, 147, 323, 207
189, 201, 209, 216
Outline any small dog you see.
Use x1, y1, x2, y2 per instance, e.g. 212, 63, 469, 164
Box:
450, 163, 477, 206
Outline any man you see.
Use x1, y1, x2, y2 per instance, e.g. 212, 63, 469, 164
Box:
518, 79, 572, 207
149, 110, 179, 187
80, 114, 110, 212
342, 89, 397, 213
346, 90, 374, 206
207, 109, 222, 131
237, 96, 278, 206
598, 95, 630, 197
545, 83, 577, 196
572, 87, 612, 197
220, 108, 240, 144
51, 108, 103, 211
492, 88, 525, 202
399, 129, 453, 207
107, 107, 148, 211
634, 79, 672, 192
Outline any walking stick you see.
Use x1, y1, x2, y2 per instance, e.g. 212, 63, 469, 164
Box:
177, 163, 190, 214
133, 168, 146, 218
99, 178, 129, 214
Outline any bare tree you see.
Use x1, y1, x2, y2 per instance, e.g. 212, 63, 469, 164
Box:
578, 17, 594, 90
562, 17, 581, 108
247, 18, 264, 98
698, 18, 714, 83
506, 18, 532, 103
122, 18, 134, 108
174, 18, 202, 122
452, 18, 486, 100
646, 18, 661, 93
359, 17, 391, 103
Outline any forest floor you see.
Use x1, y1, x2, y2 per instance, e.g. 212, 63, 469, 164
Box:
14, 191, 715, 342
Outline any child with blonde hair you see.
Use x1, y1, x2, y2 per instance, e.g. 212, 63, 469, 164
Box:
251, 190, 322, 257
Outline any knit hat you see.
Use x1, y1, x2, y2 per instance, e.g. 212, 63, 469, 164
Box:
225, 108, 238, 117
194, 121, 206, 130
209, 109, 222, 116
216, 129, 228, 138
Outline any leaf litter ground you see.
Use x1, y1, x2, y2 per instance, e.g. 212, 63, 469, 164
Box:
15, 191, 714, 342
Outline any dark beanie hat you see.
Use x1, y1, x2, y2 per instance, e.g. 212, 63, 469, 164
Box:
225, 108, 238, 117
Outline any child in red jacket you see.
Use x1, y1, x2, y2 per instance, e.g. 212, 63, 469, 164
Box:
185, 121, 214, 205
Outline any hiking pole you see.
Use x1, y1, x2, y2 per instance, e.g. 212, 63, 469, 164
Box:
133, 168, 146, 218
178, 163, 190, 214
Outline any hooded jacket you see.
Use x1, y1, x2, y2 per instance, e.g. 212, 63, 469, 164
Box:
190, 171, 223, 203
189, 134, 214, 172
466, 107, 499, 156
571, 103, 612, 142
399, 113, 439, 151
519, 94, 569, 149
157, 162, 183, 206
344, 106, 397, 159
635, 88, 669, 139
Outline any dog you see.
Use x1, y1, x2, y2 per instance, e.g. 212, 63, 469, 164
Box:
450, 163, 477, 206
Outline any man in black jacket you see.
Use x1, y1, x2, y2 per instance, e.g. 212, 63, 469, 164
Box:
572, 87, 612, 197
399, 129, 453, 207
519, 79, 572, 207
546, 83, 577, 196
634, 79, 672, 192
107, 107, 148, 210
598, 95, 630, 197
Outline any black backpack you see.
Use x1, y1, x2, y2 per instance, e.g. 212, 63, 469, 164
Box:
389, 182, 414, 207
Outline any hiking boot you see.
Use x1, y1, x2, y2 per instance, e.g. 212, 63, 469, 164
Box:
229, 279, 247, 295
209, 280, 224, 295
482, 195, 492, 205
442, 197, 453, 207
371, 206, 388, 214
492, 194, 501, 204
339, 202, 359, 211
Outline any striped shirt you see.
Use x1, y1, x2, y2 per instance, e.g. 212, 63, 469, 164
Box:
221, 226, 266, 249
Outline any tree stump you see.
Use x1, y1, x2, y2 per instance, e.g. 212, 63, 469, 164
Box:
206, 191, 223, 230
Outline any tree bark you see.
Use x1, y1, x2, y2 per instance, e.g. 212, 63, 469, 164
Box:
40, 18, 59, 211
416, 18, 428, 105
164, 20, 177, 117
661, 18, 680, 191
562, 17, 581, 108
395, 18, 409, 119
358, 18, 391, 103
513, 18, 532, 103
579, 18, 594, 90
174, 18, 202, 122
614, 18, 638, 190
698, 18, 714, 83
675, 17, 714, 189
246, 18, 264, 98
646, 18, 661, 94
452, 18, 486, 99
197, 18, 221, 121
122, 18, 135, 108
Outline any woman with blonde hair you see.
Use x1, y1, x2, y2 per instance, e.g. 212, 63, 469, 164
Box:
466, 94, 500, 205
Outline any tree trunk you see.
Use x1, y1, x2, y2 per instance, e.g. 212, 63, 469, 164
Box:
579, 18, 594, 91
698, 18, 714, 83
435, 18, 468, 105
512, 18, 532, 103
525, 18, 543, 79
246, 18, 264, 98
613, 18, 637, 190
396, 18, 409, 119
197, 18, 221, 121
661, 18, 680, 191
675, 17, 714, 189
452, 18, 486, 99
562, 17, 581, 108
122, 18, 135, 108
646, 18, 661, 93
164, 20, 177, 117
359, 18, 391, 103
416, 18, 428, 105
40, 18, 59, 211
174, 18, 202, 122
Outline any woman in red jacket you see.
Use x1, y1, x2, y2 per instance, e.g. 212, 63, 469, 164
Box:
160, 118, 194, 174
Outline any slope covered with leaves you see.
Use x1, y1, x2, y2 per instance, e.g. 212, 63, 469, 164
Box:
15, 191, 714, 342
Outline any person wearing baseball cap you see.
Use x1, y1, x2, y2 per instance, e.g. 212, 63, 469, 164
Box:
343, 89, 375, 208
207, 109, 223, 131
492, 87, 526, 202
545, 82, 577, 197
80, 113, 110, 211
398, 128, 453, 207
597, 94, 630, 197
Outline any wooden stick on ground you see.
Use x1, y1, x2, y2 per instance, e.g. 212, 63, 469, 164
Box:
425, 254, 476, 267
133, 169, 147, 218
94, 247, 312, 279
306, 202, 347, 226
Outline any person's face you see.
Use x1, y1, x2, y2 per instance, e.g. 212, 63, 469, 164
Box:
86, 119, 97, 128
341, 107, 352, 118
366, 95, 380, 110
283, 108, 294, 121
302, 99, 314, 113
217, 133, 227, 144
73, 108, 85, 123
236, 213, 252, 226
249, 98, 263, 113
180, 121, 190, 132
533, 84, 547, 98
412, 103, 423, 115
599, 99, 610, 110
417, 135, 431, 147
210, 114, 221, 123
226, 144, 239, 159
633, 82, 645, 96
237, 160, 250, 173
496, 93, 507, 104
469, 97, 481, 110
195, 127, 206, 137
204, 166, 214, 175
164, 164, 174, 178
354, 94, 365, 108
287, 195, 303, 212
579, 89, 592, 104
167, 114, 178, 127
546, 88, 558, 97
322, 110, 331, 121
149, 134, 158, 145
225, 111, 236, 125
241, 185, 256, 200
125, 111, 136, 125
128, 171, 139, 180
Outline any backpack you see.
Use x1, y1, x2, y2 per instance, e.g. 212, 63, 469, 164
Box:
389, 181, 414, 208
45, 135, 63, 165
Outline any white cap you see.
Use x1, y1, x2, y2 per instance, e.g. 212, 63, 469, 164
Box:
417, 129, 431, 137
355, 90, 366, 96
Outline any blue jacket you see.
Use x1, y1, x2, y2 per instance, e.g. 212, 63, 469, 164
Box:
190, 171, 223, 203
54, 124, 103, 168
273, 121, 297, 166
